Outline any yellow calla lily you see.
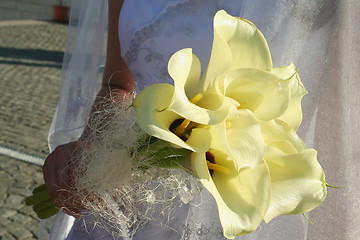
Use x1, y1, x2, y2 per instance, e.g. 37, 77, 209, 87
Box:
132, 82, 212, 152
272, 63, 308, 130
260, 120, 327, 222
132, 10, 275, 152
222, 62, 308, 124
188, 110, 270, 239
132, 48, 234, 142
166, 48, 236, 125
202, 10, 273, 92
223, 68, 291, 121
192, 152, 270, 239
210, 11, 307, 127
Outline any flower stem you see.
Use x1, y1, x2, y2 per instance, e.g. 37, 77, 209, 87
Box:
135, 137, 190, 169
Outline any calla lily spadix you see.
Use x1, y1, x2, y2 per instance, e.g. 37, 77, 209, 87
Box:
132, 9, 327, 240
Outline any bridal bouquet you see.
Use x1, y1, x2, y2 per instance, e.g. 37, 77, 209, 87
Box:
26, 10, 327, 239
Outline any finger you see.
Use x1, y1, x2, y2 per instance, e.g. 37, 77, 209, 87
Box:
43, 142, 76, 207
43, 148, 61, 204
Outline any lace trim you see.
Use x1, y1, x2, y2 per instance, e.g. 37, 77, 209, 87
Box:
182, 221, 225, 240
124, 0, 222, 65
123, 0, 226, 91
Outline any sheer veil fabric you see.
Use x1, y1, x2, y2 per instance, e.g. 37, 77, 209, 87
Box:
46, 0, 360, 239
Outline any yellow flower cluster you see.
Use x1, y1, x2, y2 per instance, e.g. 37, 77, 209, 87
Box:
133, 10, 326, 239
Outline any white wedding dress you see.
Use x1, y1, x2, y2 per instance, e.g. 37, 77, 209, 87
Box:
44, 0, 360, 239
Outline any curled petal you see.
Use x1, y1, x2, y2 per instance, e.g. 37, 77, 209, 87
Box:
210, 110, 266, 168
167, 48, 232, 125
202, 10, 272, 94
200, 29, 232, 92
272, 63, 308, 130
168, 48, 201, 99
260, 119, 307, 153
213, 10, 272, 72
168, 87, 231, 125
224, 68, 291, 121
132, 83, 211, 152
260, 119, 326, 222
192, 152, 270, 238
264, 148, 326, 222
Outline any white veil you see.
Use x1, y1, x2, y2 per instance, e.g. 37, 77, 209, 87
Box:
48, 0, 107, 151
45, 1, 108, 239
240, 1, 360, 239
46, 0, 360, 239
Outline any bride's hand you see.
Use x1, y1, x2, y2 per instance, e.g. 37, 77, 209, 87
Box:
42, 141, 84, 219
41, 0, 133, 221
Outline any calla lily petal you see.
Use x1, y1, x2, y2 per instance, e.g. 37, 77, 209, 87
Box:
133, 83, 188, 149
192, 152, 270, 238
272, 63, 308, 130
210, 110, 266, 168
224, 68, 291, 121
264, 147, 326, 222
166, 48, 232, 125
168, 87, 230, 125
260, 119, 326, 222
213, 10, 272, 72
185, 128, 212, 153
168, 48, 201, 99
200, 30, 232, 92
260, 119, 306, 152
133, 83, 210, 152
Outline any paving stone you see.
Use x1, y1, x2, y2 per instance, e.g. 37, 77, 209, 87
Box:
28, 223, 41, 237
0, 208, 17, 218
4, 224, 32, 239
0, 171, 12, 179
0, 23, 65, 158
0, 21, 66, 239
8, 186, 32, 197
17, 205, 34, 216
0, 233, 16, 240
0, 225, 6, 235
0, 190, 7, 207
9, 212, 33, 224
5, 194, 24, 209
13, 180, 32, 190
0, 218, 11, 227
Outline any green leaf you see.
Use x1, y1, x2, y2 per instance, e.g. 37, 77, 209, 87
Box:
25, 187, 51, 206
36, 206, 59, 219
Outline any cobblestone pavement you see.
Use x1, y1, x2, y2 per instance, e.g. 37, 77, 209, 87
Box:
0, 21, 67, 239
